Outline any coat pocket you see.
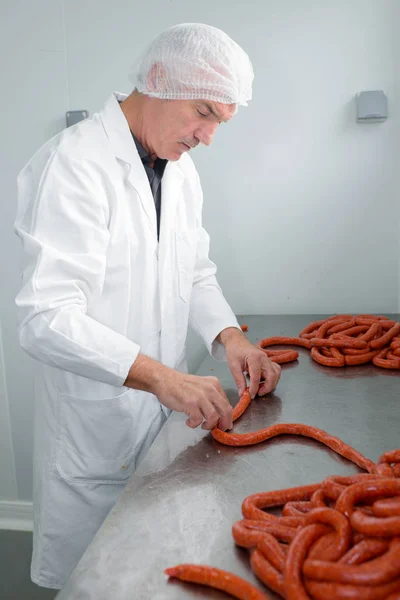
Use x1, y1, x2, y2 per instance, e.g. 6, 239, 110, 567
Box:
55, 388, 135, 484
175, 229, 199, 303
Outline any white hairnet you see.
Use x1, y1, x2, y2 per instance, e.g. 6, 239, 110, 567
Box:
131, 23, 254, 107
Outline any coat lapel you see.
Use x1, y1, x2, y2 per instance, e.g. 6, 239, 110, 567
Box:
99, 92, 157, 236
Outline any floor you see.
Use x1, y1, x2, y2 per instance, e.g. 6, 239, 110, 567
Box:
0, 530, 58, 600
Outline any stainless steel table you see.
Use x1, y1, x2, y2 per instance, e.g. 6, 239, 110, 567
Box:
56, 315, 400, 600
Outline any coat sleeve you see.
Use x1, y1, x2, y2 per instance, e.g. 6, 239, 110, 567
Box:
188, 172, 241, 361
14, 150, 140, 386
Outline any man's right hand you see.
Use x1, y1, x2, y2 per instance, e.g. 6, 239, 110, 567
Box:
155, 372, 233, 431
124, 354, 233, 431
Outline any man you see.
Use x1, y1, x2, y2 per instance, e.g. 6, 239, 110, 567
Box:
14, 23, 281, 589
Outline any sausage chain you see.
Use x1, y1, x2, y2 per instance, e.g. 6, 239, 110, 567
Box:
256, 314, 400, 369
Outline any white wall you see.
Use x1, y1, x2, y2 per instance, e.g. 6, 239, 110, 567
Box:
0, 0, 68, 502
0, 318, 17, 501
0, 0, 399, 505
396, 1, 400, 313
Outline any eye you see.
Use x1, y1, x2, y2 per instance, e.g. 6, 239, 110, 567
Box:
197, 109, 209, 118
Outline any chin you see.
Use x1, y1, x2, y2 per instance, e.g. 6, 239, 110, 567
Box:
168, 154, 182, 162
164, 149, 185, 162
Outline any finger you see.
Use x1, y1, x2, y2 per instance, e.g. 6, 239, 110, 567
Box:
247, 359, 262, 399
210, 388, 233, 431
228, 360, 247, 397
200, 398, 221, 431
260, 364, 281, 395
258, 363, 281, 396
185, 406, 204, 429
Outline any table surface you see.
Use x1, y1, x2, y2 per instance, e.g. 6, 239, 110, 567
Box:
56, 314, 400, 600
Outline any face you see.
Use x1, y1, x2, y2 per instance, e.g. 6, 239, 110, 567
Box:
142, 98, 236, 161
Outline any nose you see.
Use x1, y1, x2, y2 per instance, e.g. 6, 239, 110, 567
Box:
195, 121, 219, 147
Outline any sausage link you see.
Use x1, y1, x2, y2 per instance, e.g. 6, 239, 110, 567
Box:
164, 564, 271, 599
303, 539, 400, 584
311, 346, 344, 367
372, 497, 400, 517
258, 336, 312, 349
370, 323, 400, 349
326, 319, 356, 335
310, 338, 367, 349
262, 349, 299, 364
345, 350, 380, 366
360, 322, 381, 342
232, 519, 296, 548
250, 548, 285, 597
338, 538, 389, 565
299, 315, 352, 337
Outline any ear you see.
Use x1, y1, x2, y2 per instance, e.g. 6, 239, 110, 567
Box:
146, 62, 168, 93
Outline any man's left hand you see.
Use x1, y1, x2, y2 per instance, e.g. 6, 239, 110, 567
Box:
217, 328, 281, 399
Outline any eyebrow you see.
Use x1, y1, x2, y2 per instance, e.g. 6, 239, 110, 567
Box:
200, 101, 226, 123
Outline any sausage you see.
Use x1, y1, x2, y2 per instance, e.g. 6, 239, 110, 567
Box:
250, 548, 285, 597
378, 449, 400, 464
331, 325, 368, 338
372, 497, 400, 517
241, 485, 321, 523
213, 422, 374, 471
299, 315, 352, 337
310, 337, 367, 349
232, 519, 296, 548
314, 317, 353, 339
326, 319, 356, 335
262, 349, 299, 364
311, 346, 344, 367
338, 538, 389, 565
356, 317, 396, 327
373, 348, 400, 369
370, 323, 400, 349
284, 523, 329, 600
164, 564, 271, 599
258, 336, 312, 349
344, 350, 380, 366
360, 322, 381, 342
303, 538, 400, 584
335, 479, 400, 520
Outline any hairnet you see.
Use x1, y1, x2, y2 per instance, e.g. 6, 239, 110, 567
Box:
130, 23, 254, 107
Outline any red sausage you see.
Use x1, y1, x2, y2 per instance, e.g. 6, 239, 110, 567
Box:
311, 346, 344, 367
164, 564, 271, 599
370, 323, 400, 349
258, 336, 312, 349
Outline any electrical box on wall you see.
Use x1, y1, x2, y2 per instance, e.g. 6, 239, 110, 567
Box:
66, 110, 89, 127
356, 90, 387, 123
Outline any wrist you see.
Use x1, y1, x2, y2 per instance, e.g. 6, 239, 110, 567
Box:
216, 326, 244, 348
124, 353, 174, 395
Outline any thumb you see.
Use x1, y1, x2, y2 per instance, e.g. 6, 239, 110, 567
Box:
230, 361, 247, 397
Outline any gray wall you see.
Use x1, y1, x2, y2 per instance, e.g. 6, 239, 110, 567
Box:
0, 0, 399, 502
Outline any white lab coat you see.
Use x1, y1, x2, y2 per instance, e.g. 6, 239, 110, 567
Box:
14, 92, 240, 589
